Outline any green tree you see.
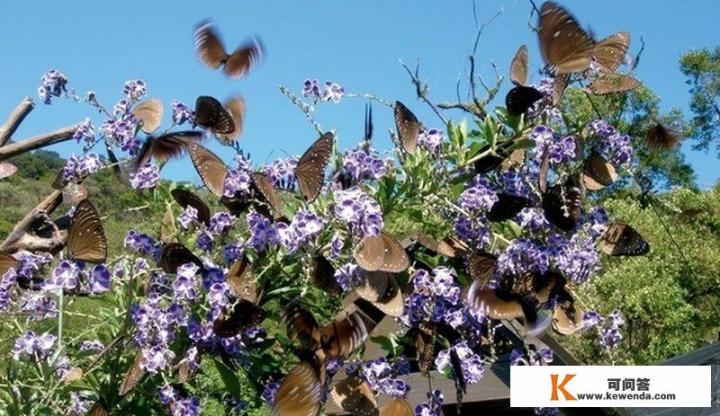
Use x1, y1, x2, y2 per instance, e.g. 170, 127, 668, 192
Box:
680, 47, 720, 156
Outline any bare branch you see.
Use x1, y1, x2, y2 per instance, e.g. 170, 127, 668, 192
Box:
278, 85, 323, 135
400, 61, 447, 124
0, 124, 80, 161
0, 97, 35, 147
631, 37, 646, 71
0, 190, 64, 253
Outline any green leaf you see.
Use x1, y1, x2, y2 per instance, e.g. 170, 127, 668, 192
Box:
213, 358, 242, 398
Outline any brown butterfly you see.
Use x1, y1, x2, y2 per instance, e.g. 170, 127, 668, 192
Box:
510, 45, 530, 86
592, 32, 630, 73
599, 222, 649, 256
195, 96, 235, 135
216, 96, 246, 144
552, 288, 584, 335
87, 400, 110, 416
66, 199, 107, 263
394, 101, 421, 154
538, 2, 594, 74
542, 177, 584, 232
507, 46, 544, 116
467, 250, 496, 288
581, 152, 618, 191
0, 252, 19, 279
379, 398, 413, 416
271, 359, 323, 416
213, 298, 266, 338
487, 193, 531, 222
553, 73, 570, 105
644, 123, 680, 151
194, 21, 265, 80
587, 73, 640, 95
0, 162, 17, 179
226, 255, 258, 303
353, 231, 410, 273
296, 132, 334, 203
310, 254, 342, 296
330, 376, 378, 416
538, 148, 550, 193
171, 188, 211, 225
252, 172, 286, 219
416, 320, 437, 375
136, 131, 206, 168
159, 243, 204, 274
189, 143, 227, 198
132, 98, 164, 133
467, 281, 551, 336
354, 271, 405, 317
119, 351, 145, 396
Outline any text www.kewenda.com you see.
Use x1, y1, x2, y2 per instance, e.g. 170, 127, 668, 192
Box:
575, 392, 677, 400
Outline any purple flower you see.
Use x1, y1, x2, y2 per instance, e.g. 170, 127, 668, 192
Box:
550, 233, 601, 283
224, 154, 253, 198
246, 210, 279, 252
333, 187, 384, 238
496, 239, 549, 277
262, 381, 281, 403
263, 157, 298, 190
223, 240, 245, 264
418, 128, 444, 153
130, 162, 160, 190
329, 232, 344, 260
73, 119, 95, 149
497, 170, 532, 198
599, 310, 624, 350
302, 79, 322, 100
208, 283, 230, 312
123, 79, 146, 100
341, 147, 387, 183
15, 251, 52, 280
401, 267, 463, 328
12, 331, 56, 361
361, 357, 410, 398
517, 207, 549, 233
62, 153, 103, 184
458, 176, 498, 213
208, 212, 236, 235
124, 231, 162, 259
276, 209, 325, 254
101, 116, 139, 154
178, 206, 198, 230
43, 260, 80, 292
159, 384, 178, 405
141, 344, 175, 374
529, 347, 554, 366
334, 263, 364, 292
415, 389, 443, 416
173, 268, 198, 302
197, 230, 214, 252
69, 392, 91, 416
171, 101, 196, 126
88, 264, 111, 293
453, 214, 491, 246
19, 293, 57, 320
583, 310, 602, 329
38, 69, 67, 104
160, 384, 202, 416
80, 340, 105, 351
435, 340, 485, 385
589, 119, 634, 166
114, 99, 130, 116
530, 125, 576, 165
322, 81, 345, 103
584, 207, 609, 239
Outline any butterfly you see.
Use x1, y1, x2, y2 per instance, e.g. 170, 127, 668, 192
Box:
271, 357, 324, 416
353, 231, 410, 273
379, 398, 413, 416
467, 250, 496, 288
132, 98, 164, 133
189, 143, 227, 198
213, 298, 265, 338
118, 351, 145, 396
592, 32, 631, 73
136, 131, 206, 168
354, 271, 405, 317
581, 152, 617, 191
415, 320, 437, 375
225, 255, 258, 303
450, 347, 467, 394
159, 243, 204, 274
309, 254, 342, 296
587, 73, 640, 95
0, 162, 17, 179
599, 222, 650, 256
66, 199, 107, 263
171, 188, 211, 225
542, 177, 584, 232
487, 193, 532, 222
644, 123, 680, 151
195, 96, 236, 135
252, 172, 286, 219
552, 73, 570, 105
194, 20, 265, 79
0, 252, 19, 279
394, 101, 421, 154
538, 1, 594, 74
296, 132, 334, 203
506, 45, 544, 116
330, 376, 378, 416
473, 139, 524, 174
216, 96, 246, 144
551, 287, 584, 335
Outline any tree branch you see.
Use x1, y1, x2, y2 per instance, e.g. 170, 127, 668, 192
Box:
400, 61, 447, 124
0, 97, 35, 147
0, 124, 79, 161
0, 190, 64, 253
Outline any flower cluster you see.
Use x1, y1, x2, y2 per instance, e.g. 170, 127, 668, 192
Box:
415, 389, 443, 416
38, 69, 68, 104
599, 311, 624, 350
435, 340, 485, 385
246, 209, 279, 252
529, 125, 576, 165
510, 346, 554, 366
263, 157, 298, 190
276, 209, 325, 253
588, 119, 634, 166
62, 153, 102, 184
548, 233, 601, 283
334, 262, 364, 292
171, 101, 196, 126
302, 79, 345, 103
496, 239, 549, 278
341, 147, 387, 183
124, 230, 163, 260
131, 295, 187, 373
178, 206, 199, 230
418, 128, 445, 153
123, 79, 146, 100
224, 154, 253, 198
158, 385, 201, 416
402, 267, 463, 328
101, 116, 140, 154
130, 162, 160, 190
333, 187, 384, 238
361, 357, 410, 398
73, 119, 95, 149
12, 331, 56, 361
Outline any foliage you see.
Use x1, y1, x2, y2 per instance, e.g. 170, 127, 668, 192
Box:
680, 47, 720, 156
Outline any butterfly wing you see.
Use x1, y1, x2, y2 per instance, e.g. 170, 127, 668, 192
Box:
538, 2, 594, 74
552, 289, 584, 335
189, 143, 228, 197
171, 188, 211, 225
159, 243, 203, 274
553, 73, 570, 105
296, 132, 334, 202
394, 101, 421, 154
283, 300, 321, 350
379, 398, 413, 416
354, 234, 385, 272
330, 377, 378, 416
195, 96, 235, 134
224, 37, 265, 79
588, 73, 640, 95
271, 361, 323, 416
118, 351, 146, 396
132, 98, 163, 133
581, 152, 618, 191
645, 123, 680, 151
252, 172, 286, 218
226, 255, 258, 303
146, 131, 205, 165
510, 44, 529, 86
194, 20, 228, 69
310, 254, 342, 296
213, 299, 265, 337
416, 320, 436, 375
599, 222, 650, 256
593, 32, 630, 73
0, 252, 19, 278
505, 86, 544, 116
467, 250, 496, 288
216, 96, 246, 144
542, 179, 584, 232
356, 271, 404, 317
320, 311, 369, 359
67, 199, 107, 263
487, 193, 531, 222
379, 232, 410, 273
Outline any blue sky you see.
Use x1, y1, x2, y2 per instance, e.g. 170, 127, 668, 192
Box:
1, 0, 718, 187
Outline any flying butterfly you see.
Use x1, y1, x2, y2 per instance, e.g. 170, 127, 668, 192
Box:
599, 222, 650, 256
538, 1, 594, 74
194, 20, 265, 80
136, 131, 206, 168
252, 172, 286, 219
309, 254, 342, 296
213, 298, 265, 337
296, 132, 334, 203
0, 162, 18, 180
467, 250, 496, 288
592, 32, 631, 73
119, 351, 145, 396
189, 143, 227, 198
542, 177, 584, 232
171, 188, 211, 225
354, 271, 404, 317
271, 359, 323, 416
66, 199, 107, 263
553, 73, 570, 105
159, 243, 204, 274
216, 96, 246, 144
195, 96, 236, 135
587, 73, 640, 95
330, 376, 378, 416
487, 193, 531, 222
467, 281, 551, 336
581, 152, 618, 191
394, 101, 421, 154
644, 122, 680, 151
132, 98, 164, 133
353, 231, 410, 273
